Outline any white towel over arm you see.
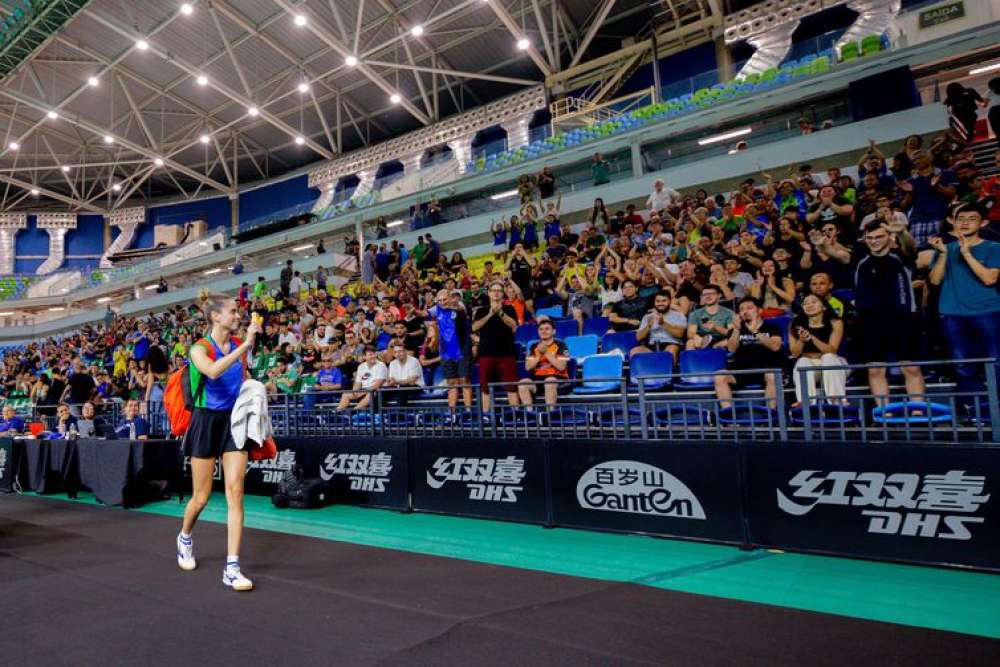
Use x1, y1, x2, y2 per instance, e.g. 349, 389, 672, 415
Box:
230, 379, 273, 451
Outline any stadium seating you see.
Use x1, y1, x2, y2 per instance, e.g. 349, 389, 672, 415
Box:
629, 352, 673, 391
573, 354, 624, 394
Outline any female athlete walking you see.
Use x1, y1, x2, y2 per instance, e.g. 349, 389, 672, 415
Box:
176, 291, 261, 591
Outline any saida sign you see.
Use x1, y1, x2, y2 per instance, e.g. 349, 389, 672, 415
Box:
919, 1, 965, 29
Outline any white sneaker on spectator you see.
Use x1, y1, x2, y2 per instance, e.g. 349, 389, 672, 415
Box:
176, 533, 196, 571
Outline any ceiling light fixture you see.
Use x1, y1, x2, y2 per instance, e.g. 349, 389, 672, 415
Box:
390, 93, 402, 104
969, 62, 1000, 76
103, 135, 114, 144
61, 165, 70, 173
345, 54, 358, 67
516, 37, 530, 50
8, 141, 18, 151
47, 110, 58, 120
247, 105, 259, 116
136, 39, 149, 51
697, 127, 752, 146
196, 74, 208, 86
294, 14, 307, 27
111, 183, 122, 192
410, 25, 424, 37
30, 188, 39, 196
154, 158, 164, 167
180, 3, 193, 15
297, 82, 310, 93
199, 134, 210, 144
294, 135, 305, 145
87, 76, 99, 86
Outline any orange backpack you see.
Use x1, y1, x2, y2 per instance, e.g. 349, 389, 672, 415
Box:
165, 336, 244, 437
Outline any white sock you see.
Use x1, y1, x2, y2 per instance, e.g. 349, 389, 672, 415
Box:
226, 556, 239, 571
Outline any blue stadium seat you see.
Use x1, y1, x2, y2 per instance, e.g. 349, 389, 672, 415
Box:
515, 323, 537, 347
375, 332, 392, 350
582, 316, 610, 337
554, 318, 578, 340
765, 314, 792, 350
421, 367, 448, 398
716, 404, 779, 426
872, 401, 953, 424
565, 335, 599, 361
651, 403, 710, 426
535, 305, 563, 319
601, 331, 637, 356
789, 403, 860, 425
545, 406, 592, 426
676, 349, 727, 389
629, 352, 673, 391
573, 354, 623, 394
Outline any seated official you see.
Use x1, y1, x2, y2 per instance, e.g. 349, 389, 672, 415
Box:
54, 403, 79, 437
114, 399, 150, 440
0, 404, 25, 436
75, 401, 108, 438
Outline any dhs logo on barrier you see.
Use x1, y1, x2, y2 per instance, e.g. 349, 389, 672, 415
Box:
576, 461, 706, 519
777, 470, 990, 541
426, 456, 526, 502
320, 452, 392, 492
248, 449, 297, 483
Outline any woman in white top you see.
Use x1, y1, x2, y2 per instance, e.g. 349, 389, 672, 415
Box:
647, 179, 680, 213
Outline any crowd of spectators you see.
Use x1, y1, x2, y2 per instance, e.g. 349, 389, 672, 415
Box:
2, 125, 999, 433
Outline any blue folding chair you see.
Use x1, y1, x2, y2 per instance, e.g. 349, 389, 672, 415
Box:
629, 352, 673, 391
676, 349, 727, 389
565, 335, 599, 361
573, 354, 624, 394
765, 314, 792, 351
601, 331, 637, 356
582, 316, 610, 337
554, 318, 578, 340
535, 305, 563, 319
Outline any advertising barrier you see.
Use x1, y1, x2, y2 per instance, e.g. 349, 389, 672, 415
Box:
0, 438, 13, 493
745, 443, 1000, 571
549, 439, 745, 544
410, 438, 549, 524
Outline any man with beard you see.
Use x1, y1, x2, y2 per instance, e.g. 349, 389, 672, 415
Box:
631, 291, 687, 364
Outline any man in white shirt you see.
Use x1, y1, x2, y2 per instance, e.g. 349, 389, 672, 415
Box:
337, 346, 387, 410
384, 344, 425, 406
646, 179, 680, 214
288, 270, 303, 295
312, 324, 333, 349
277, 323, 299, 348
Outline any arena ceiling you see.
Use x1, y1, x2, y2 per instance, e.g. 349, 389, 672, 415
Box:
0, 0, 720, 212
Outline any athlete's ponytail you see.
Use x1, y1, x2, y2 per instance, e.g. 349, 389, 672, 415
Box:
197, 288, 232, 321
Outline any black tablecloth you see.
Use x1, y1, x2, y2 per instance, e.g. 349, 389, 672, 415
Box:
6, 438, 182, 506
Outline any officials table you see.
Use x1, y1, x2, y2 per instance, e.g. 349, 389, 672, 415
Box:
0, 438, 182, 506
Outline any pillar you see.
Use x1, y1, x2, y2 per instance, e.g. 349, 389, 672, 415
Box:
353, 171, 377, 198
448, 134, 474, 173
715, 35, 734, 83
230, 193, 239, 235
501, 114, 532, 151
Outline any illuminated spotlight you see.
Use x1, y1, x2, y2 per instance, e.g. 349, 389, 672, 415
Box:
390, 92, 402, 104
111, 182, 122, 192
47, 110, 59, 120
294, 14, 307, 27
345, 54, 358, 67
103, 135, 114, 144
154, 157, 164, 167
196, 74, 208, 86
96, 296, 111, 303
48, 306, 66, 312
294, 135, 305, 145
386, 219, 405, 228
516, 37, 530, 50
8, 141, 18, 151
30, 188, 39, 196
410, 25, 424, 37
247, 105, 259, 116
61, 165, 70, 173
297, 82, 310, 93
87, 76, 99, 87
697, 127, 752, 146
199, 134, 210, 144
180, 3, 193, 15
490, 189, 519, 200
136, 39, 149, 51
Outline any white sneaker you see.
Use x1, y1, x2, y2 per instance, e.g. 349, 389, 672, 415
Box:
222, 566, 254, 592
176, 534, 196, 571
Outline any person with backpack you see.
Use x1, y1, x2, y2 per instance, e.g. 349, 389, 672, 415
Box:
175, 290, 261, 592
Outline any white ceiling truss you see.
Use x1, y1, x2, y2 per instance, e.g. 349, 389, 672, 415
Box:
0, 0, 709, 213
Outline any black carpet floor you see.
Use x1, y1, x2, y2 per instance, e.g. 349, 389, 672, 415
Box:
0, 494, 997, 666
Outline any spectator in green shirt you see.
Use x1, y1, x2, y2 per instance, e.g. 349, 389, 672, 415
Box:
591, 153, 610, 186
252, 276, 268, 299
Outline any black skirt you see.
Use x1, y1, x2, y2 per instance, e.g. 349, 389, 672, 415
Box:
182, 407, 241, 459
